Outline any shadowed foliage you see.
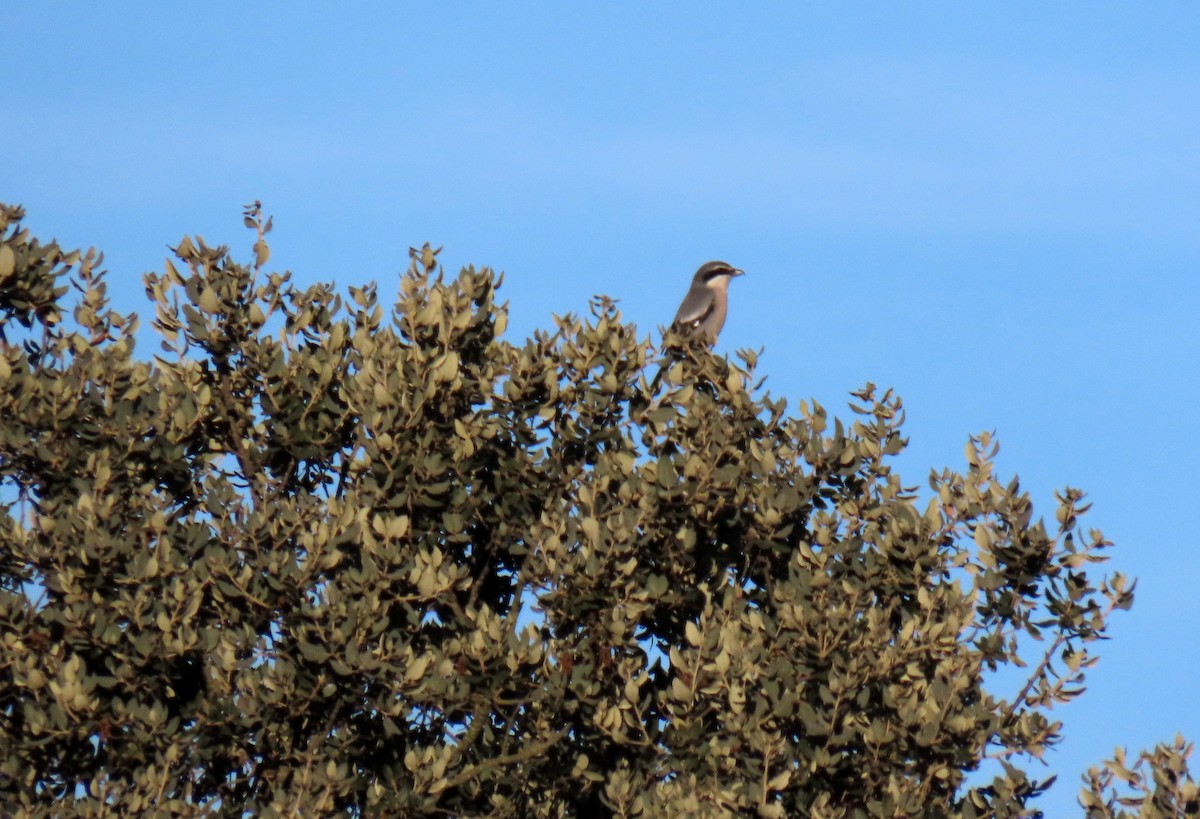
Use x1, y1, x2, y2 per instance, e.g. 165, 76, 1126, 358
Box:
0, 204, 1194, 817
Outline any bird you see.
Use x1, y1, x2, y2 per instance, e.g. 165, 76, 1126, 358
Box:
669, 260, 745, 344
648, 261, 745, 394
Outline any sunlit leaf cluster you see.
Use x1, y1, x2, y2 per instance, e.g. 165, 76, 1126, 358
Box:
0, 204, 1191, 816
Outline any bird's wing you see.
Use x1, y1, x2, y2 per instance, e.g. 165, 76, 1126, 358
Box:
671, 286, 715, 329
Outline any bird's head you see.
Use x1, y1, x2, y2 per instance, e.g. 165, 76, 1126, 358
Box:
693, 260, 745, 288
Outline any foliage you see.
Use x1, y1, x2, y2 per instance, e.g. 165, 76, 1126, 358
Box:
0, 203, 1191, 816
1081, 738, 1197, 819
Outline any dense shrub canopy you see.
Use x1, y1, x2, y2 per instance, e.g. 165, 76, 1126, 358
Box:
0, 204, 1194, 816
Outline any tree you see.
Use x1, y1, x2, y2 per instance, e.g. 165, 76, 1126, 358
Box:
0, 203, 1193, 817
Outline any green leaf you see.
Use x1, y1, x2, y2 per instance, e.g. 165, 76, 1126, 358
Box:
299, 642, 330, 663
0, 244, 15, 279
199, 286, 219, 314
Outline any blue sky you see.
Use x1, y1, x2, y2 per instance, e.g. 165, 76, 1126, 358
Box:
6, 3, 1199, 812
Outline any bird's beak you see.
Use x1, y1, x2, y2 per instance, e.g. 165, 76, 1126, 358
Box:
732, 268, 745, 277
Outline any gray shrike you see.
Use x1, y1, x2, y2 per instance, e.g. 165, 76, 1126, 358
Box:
670, 260, 744, 343
649, 261, 745, 393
